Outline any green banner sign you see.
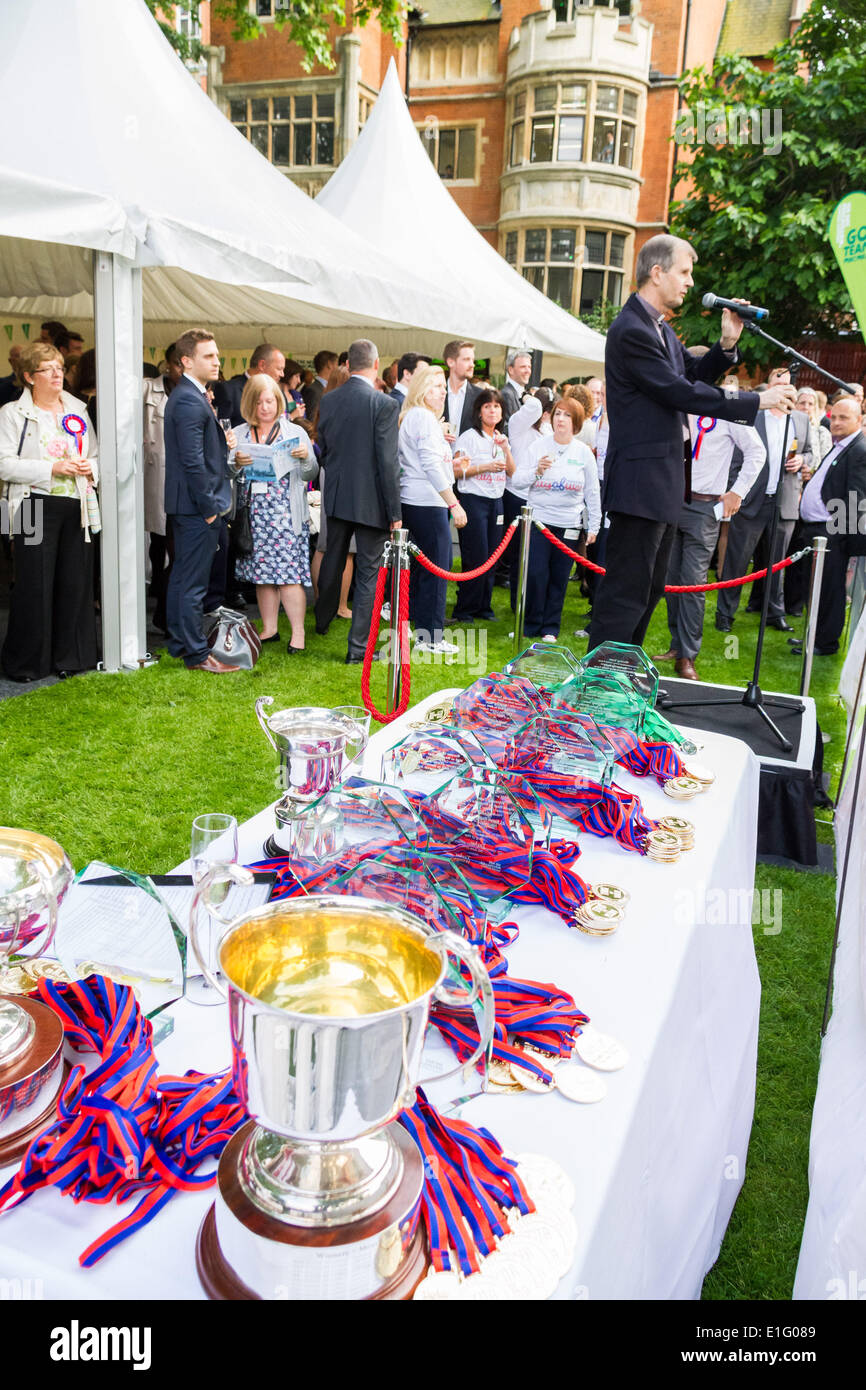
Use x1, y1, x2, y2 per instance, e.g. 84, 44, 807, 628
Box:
829, 191, 866, 344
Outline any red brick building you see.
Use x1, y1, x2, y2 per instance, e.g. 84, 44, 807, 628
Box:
205, 1, 798, 322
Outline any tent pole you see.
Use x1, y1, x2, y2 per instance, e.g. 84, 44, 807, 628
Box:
93, 251, 147, 673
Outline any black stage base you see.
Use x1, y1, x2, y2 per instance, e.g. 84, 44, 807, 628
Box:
657, 678, 823, 867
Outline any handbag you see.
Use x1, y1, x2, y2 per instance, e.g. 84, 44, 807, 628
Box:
232, 482, 253, 558
202, 606, 262, 670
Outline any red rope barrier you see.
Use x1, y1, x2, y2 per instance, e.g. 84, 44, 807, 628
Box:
361, 564, 412, 725
535, 523, 809, 594
410, 518, 518, 581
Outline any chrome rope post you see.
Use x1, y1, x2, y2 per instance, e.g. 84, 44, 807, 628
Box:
387, 528, 410, 715
799, 535, 828, 699
513, 506, 534, 656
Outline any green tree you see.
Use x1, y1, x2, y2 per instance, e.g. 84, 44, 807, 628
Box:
145, 0, 406, 74
669, 2, 866, 366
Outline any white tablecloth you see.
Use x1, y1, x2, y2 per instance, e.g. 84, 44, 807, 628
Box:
0, 692, 761, 1300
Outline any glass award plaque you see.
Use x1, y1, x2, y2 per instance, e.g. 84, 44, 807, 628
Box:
53, 861, 186, 1021
504, 711, 614, 787
418, 768, 536, 899
285, 778, 424, 864
378, 725, 494, 795
504, 642, 582, 695
557, 669, 647, 732
452, 674, 544, 765
577, 642, 660, 707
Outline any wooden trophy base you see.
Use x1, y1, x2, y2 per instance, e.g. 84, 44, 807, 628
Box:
0, 996, 66, 1168
196, 1120, 429, 1301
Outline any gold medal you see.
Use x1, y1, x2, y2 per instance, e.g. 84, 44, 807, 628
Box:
657, 815, 695, 850
573, 899, 624, 935
663, 775, 701, 800
589, 882, 630, 906
684, 761, 715, 786
509, 1053, 555, 1092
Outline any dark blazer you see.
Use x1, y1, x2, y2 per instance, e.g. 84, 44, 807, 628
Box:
301, 376, 326, 420
444, 381, 482, 436
389, 385, 407, 404
603, 293, 761, 524
212, 373, 247, 429
734, 410, 812, 521
317, 376, 400, 530
163, 377, 231, 519
820, 431, 866, 557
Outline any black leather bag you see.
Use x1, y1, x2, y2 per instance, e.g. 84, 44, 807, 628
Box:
232, 483, 253, 558
202, 606, 262, 669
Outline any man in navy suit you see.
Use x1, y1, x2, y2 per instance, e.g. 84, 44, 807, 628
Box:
588, 235, 797, 650
163, 329, 238, 672
389, 351, 431, 405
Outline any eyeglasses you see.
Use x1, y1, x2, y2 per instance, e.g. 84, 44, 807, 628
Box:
33, 365, 64, 375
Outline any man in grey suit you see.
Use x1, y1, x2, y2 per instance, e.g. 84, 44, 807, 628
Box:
715, 366, 812, 631
499, 350, 533, 433
314, 339, 401, 663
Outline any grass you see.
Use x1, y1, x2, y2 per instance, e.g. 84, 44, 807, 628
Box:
0, 570, 845, 1299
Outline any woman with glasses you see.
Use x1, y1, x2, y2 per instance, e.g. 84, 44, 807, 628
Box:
0, 342, 100, 681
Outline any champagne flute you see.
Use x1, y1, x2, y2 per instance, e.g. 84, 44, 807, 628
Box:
187, 813, 238, 1006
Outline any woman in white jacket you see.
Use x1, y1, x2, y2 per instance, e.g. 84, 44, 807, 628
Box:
510, 395, 600, 642
0, 343, 99, 681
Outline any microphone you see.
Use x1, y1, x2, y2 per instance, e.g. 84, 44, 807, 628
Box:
702, 293, 769, 322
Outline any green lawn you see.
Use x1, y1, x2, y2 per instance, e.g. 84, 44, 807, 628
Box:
0, 572, 845, 1299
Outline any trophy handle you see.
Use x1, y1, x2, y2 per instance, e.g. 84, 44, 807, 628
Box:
419, 930, 496, 1084
190, 862, 254, 996
255, 696, 279, 754
5, 858, 59, 965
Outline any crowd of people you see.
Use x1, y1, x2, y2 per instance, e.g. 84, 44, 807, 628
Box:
0, 266, 865, 681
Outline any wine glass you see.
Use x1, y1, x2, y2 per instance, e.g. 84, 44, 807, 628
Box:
187, 813, 238, 1006
219, 418, 232, 435
332, 706, 372, 773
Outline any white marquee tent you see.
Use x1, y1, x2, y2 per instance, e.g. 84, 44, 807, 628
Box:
0, 1, 605, 670
317, 61, 607, 383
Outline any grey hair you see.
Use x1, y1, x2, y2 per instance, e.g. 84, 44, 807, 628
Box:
635, 234, 696, 288
505, 349, 532, 370
347, 338, 378, 372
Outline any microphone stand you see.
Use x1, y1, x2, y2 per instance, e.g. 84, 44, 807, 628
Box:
658, 323, 858, 753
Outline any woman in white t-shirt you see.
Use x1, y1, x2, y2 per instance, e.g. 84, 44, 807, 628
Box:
511, 396, 600, 641
502, 389, 553, 612
398, 364, 467, 653
452, 389, 515, 623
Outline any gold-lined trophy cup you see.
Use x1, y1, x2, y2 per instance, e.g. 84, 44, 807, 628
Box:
191, 873, 495, 1300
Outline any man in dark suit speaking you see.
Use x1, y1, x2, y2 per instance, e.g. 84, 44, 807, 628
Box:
314, 339, 401, 664
164, 329, 238, 673
588, 234, 797, 651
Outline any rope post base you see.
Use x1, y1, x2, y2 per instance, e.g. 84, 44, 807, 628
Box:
800, 535, 828, 700
387, 528, 410, 716
513, 505, 534, 657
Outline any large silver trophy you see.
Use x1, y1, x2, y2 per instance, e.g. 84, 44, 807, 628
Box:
255, 698, 365, 856
191, 874, 495, 1300
0, 828, 73, 1163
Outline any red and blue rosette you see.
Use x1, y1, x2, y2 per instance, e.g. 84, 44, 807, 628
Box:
61, 413, 88, 457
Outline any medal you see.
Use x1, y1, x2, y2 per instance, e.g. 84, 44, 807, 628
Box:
684, 761, 715, 786
589, 882, 630, 906
513, 1152, 576, 1210
644, 828, 682, 863
572, 899, 624, 935
554, 1063, 607, 1103
574, 1025, 629, 1071
656, 815, 695, 850
663, 775, 701, 799
413, 1267, 465, 1300
509, 1056, 555, 1092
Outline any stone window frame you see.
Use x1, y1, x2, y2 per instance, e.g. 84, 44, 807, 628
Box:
501, 224, 631, 316
506, 78, 641, 172
416, 119, 482, 185
227, 88, 337, 169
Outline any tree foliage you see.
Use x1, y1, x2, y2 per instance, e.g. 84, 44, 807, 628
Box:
669, 1, 866, 364
144, 0, 406, 74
